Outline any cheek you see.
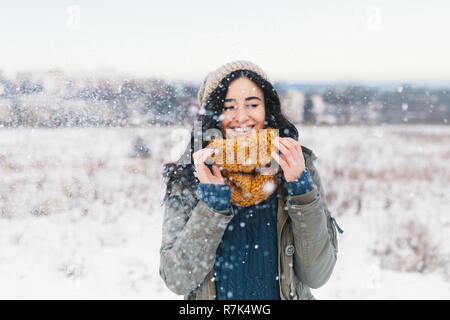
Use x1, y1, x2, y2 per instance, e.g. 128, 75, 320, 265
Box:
220, 115, 232, 131
253, 106, 266, 126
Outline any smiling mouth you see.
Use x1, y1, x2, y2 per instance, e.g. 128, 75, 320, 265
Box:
229, 125, 255, 134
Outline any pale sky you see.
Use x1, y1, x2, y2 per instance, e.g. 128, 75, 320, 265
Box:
1, 0, 449, 85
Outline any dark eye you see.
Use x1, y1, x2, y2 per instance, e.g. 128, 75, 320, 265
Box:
223, 105, 236, 111
247, 104, 258, 108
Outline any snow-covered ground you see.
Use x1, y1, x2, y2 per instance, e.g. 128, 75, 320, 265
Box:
0, 124, 449, 299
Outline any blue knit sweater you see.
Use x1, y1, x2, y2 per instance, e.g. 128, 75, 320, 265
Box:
195, 168, 315, 300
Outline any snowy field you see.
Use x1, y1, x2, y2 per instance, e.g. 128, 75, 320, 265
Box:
0, 124, 449, 299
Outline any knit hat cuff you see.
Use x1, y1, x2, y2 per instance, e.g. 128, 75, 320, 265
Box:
197, 60, 270, 108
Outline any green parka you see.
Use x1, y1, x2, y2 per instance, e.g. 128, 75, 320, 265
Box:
160, 145, 339, 300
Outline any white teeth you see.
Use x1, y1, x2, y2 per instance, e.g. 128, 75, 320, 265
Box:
232, 126, 254, 132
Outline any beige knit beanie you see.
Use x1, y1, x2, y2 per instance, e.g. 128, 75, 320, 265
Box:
197, 60, 271, 108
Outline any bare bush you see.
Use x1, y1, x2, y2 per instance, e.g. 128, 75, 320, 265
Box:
372, 218, 449, 277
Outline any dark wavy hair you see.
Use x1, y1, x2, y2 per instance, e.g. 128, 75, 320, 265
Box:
160, 69, 299, 207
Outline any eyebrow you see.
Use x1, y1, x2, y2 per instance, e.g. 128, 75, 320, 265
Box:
224, 96, 262, 103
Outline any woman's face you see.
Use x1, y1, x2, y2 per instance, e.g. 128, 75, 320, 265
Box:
220, 76, 266, 138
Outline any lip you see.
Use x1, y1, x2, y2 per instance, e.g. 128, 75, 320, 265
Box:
227, 125, 256, 136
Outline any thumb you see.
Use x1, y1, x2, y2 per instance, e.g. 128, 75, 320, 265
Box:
212, 165, 225, 183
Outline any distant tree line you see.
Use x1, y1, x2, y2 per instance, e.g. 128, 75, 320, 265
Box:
321, 85, 449, 124
0, 75, 199, 127
0, 73, 448, 127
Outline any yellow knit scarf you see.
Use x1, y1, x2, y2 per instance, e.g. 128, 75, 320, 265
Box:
207, 127, 280, 207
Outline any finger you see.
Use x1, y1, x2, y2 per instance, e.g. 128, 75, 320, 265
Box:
285, 137, 303, 156
193, 149, 216, 183
282, 139, 307, 180
280, 139, 305, 175
271, 150, 288, 171
203, 148, 216, 162
203, 148, 217, 165
279, 153, 288, 163
195, 162, 214, 179
279, 138, 299, 159
279, 138, 303, 167
273, 138, 294, 167
193, 148, 214, 165
274, 148, 288, 163
195, 169, 210, 184
212, 165, 225, 183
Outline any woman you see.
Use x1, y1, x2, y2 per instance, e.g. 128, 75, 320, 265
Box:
159, 60, 341, 300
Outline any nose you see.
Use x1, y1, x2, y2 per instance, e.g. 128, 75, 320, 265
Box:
235, 105, 250, 123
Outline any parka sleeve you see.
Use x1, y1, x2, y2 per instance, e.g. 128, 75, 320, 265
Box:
159, 185, 234, 295
286, 155, 338, 289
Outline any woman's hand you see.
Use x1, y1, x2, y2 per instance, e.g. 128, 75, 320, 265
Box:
271, 137, 306, 182
193, 148, 226, 185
